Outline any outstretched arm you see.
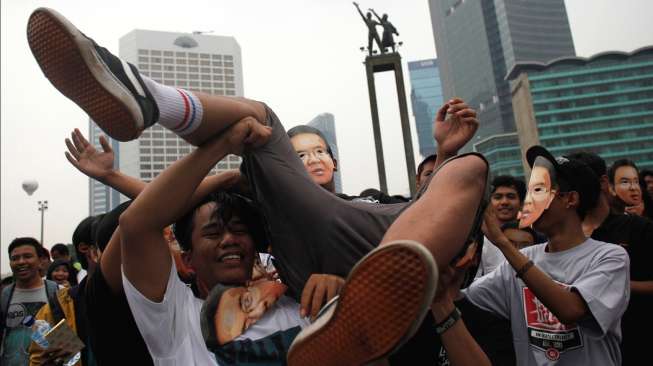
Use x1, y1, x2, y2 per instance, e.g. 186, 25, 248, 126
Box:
431, 266, 491, 366
119, 118, 270, 301
65, 128, 146, 198
65, 128, 245, 209
353, 2, 366, 21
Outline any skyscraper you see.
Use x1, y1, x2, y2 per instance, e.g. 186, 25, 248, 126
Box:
509, 47, 653, 174
428, 0, 575, 141
407, 58, 444, 158
89, 30, 244, 215
307, 113, 343, 193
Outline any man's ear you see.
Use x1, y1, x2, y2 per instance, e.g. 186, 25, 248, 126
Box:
77, 242, 89, 254
567, 191, 581, 210
599, 175, 611, 194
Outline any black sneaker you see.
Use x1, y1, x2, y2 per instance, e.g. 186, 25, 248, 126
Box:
27, 8, 159, 141
287, 240, 438, 366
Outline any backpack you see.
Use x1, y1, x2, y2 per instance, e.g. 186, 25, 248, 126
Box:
0, 279, 62, 345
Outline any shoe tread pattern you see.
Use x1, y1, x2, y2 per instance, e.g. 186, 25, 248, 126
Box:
27, 10, 140, 141
288, 245, 431, 366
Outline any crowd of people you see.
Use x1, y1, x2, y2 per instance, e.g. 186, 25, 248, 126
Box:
1, 7, 651, 366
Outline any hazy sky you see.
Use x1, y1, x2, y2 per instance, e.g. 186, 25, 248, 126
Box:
2, 0, 652, 272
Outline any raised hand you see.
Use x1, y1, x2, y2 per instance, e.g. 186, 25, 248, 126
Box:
300, 273, 345, 321
434, 98, 479, 156
65, 128, 115, 180
221, 117, 272, 156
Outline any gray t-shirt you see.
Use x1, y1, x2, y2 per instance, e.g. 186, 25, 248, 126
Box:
463, 238, 629, 365
1, 285, 48, 366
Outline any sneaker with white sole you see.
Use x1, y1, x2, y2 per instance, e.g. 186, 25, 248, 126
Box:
287, 240, 438, 366
27, 7, 159, 141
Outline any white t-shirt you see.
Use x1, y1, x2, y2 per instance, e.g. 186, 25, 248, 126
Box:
463, 238, 629, 365
122, 260, 309, 366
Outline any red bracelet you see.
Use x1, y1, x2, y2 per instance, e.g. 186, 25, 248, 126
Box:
516, 260, 534, 279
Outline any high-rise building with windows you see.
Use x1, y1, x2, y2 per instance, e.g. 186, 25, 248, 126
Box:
428, 0, 575, 142
307, 113, 343, 193
89, 30, 244, 215
509, 47, 653, 174
407, 58, 444, 158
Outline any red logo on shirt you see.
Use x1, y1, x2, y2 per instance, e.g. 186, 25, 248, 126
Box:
522, 286, 583, 358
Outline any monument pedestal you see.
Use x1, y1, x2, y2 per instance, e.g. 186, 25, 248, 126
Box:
364, 52, 417, 196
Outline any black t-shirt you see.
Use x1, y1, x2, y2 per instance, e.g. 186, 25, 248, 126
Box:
388, 299, 516, 365
84, 266, 154, 366
591, 213, 653, 282
591, 213, 653, 365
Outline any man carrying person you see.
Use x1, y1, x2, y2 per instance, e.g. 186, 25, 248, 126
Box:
28, 8, 489, 365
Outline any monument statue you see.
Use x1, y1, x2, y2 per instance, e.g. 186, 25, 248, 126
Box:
353, 2, 383, 56
370, 9, 399, 53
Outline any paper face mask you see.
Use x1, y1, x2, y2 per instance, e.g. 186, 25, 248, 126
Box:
213, 280, 288, 345
519, 157, 557, 229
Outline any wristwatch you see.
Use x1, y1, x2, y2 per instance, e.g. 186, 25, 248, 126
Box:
435, 306, 461, 335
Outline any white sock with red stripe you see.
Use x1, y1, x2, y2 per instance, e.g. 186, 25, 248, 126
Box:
141, 76, 203, 136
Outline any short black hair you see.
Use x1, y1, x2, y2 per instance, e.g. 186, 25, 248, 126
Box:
173, 191, 267, 253
287, 125, 335, 159
608, 159, 639, 185
36, 245, 50, 260
417, 154, 437, 176
46, 259, 79, 286
567, 151, 607, 178
8, 237, 41, 256
72, 216, 96, 248
50, 243, 69, 257
95, 201, 132, 252
641, 169, 653, 179
491, 175, 526, 202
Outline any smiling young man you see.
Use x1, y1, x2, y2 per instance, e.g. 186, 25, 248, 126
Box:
118, 119, 311, 365
1, 238, 59, 366
475, 175, 526, 278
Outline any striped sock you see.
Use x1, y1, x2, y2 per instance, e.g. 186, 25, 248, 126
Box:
142, 76, 203, 136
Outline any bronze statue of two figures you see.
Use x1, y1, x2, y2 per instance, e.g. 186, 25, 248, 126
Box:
353, 2, 399, 56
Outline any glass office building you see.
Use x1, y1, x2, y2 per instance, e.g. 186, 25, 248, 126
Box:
90, 30, 244, 215
408, 59, 444, 158
473, 132, 524, 178
428, 0, 575, 142
509, 46, 653, 173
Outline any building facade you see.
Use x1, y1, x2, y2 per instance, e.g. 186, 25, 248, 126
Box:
428, 0, 575, 143
473, 132, 524, 178
307, 113, 343, 193
407, 58, 444, 158
90, 30, 244, 215
509, 47, 653, 174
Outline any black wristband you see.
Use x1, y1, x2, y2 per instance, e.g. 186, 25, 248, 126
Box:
435, 306, 461, 335
516, 260, 534, 279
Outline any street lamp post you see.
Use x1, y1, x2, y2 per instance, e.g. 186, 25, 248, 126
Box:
38, 200, 48, 245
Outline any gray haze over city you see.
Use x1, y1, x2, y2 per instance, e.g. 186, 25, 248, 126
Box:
2, 0, 652, 272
